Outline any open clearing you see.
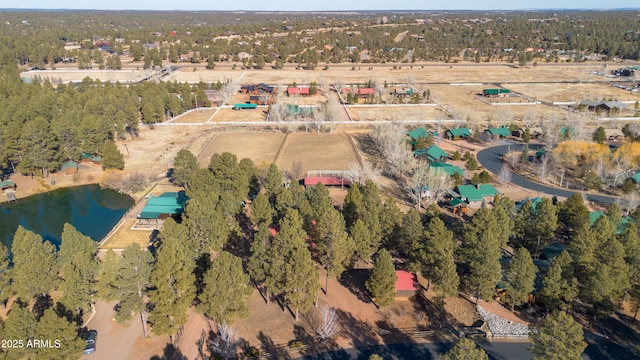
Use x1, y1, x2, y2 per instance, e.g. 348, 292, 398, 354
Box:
349, 105, 443, 121
211, 108, 268, 122
171, 108, 216, 123
507, 83, 640, 103
197, 131, 285, 167
276, 132, 360, 175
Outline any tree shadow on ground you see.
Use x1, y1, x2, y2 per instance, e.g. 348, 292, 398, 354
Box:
149, 343, 187, 360
334, 308, 378, 348
258, 330, 292, 360
409, 291, 462, 354
354, 343, 433, 360
32, 294, 53, 320
338, 269, 372, 304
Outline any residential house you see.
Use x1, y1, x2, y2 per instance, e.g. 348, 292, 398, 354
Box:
580, 100, 627, 113
512, 127, 544, 139
0, 180, 17, 192
240, 83, 275, 95
484, 127, 512, 139
445, 128, 472, 140
356, 88, 375, 98
287, 87, 310, 96
429, 162, 464, 177
414, 145, 448, 163
604, 128, 625, 141
453, 184, 500, 208
407, 127, 436, 143
204, 90, 222, 106
61, 161, 79, 175
393, 87, 415, 97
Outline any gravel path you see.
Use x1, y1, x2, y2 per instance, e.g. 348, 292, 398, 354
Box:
477, 305, 530, 339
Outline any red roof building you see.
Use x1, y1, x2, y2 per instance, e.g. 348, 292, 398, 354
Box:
287, 87, 310, 96
357, 88, 375, 96
303, 177, 352, 187
395, 270, 419, 291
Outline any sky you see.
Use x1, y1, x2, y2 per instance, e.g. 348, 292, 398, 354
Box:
6, 1, 639, 11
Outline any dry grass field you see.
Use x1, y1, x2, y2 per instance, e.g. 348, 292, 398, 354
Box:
21, 68, 156, 83
507, 83, 640, 103
276, 132, 360, 175
210, 108, 268, 122
197, 131, 286, 167
348, 105, 443, 121
171, 109, 217, 123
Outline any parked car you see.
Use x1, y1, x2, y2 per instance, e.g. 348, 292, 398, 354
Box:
83, 330, 97, 355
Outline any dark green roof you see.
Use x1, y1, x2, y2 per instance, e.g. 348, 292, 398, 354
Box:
139, 192, 188, 219
81, 152, 92, 159
407, 127, 429, 141
62, 161, 79, 170
91, 156, 102, 162
632, 171, 640, 183
414, 145, 448, 163
589, 211, 630, 234
483, 88, 510, 95
486, 127, 511, 137
0, 180, 16, 188
515, 197, 543, 212
446, 128, 471, 138
455, 184, 500, 202
430, 162, 464, 176
449, 198, 467, 207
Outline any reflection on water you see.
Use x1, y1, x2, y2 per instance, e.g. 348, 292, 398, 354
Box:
0, 184, 133, 249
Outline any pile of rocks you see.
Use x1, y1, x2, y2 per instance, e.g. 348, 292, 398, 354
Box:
477, 305, 530, 339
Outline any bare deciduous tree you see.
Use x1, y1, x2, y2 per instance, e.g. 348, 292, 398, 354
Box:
345, 161, 381, 184
221, 80, 239, 103
537, 154, 551, 183
317, 306, 340, 341
209, 323, 238, 360
406, 164, 452, 210
498, 163, 512, 185
370, 123, 415, 177
504, 150, 521, 168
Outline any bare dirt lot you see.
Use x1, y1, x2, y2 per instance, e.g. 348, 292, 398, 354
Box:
507, 83, 640, 103
197, 131, 286, 168
348, 105, 443, 121
171, 109, 217, 123
276, 132, 361, 175
210, 107, 268, 122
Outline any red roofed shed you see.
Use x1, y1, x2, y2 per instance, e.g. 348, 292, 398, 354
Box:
357, 88, 375, 97
395, 270, 418, 299
303, 177, 351, 187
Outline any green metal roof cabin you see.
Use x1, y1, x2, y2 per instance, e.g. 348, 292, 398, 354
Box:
483, 88, 511, 96
232, 103, 258, 110
429, 162, 464, 177
414, 145, 448, 163
445, 128, 471, 140
407, 127, 437, 142
485, 127, 512, 138
139, 192, 188, 220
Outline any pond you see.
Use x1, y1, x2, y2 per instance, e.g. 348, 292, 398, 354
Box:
0, 184, 134, 249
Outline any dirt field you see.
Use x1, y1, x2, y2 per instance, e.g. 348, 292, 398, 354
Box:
210, 107, 268, 122
349, 105, 443, 121
197, 131, 286, 168
276, 132, 360, 175
507, 83, 640, 103
171, 109, 217, 123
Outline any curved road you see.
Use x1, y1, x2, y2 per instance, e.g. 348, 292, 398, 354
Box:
477, 143, 619, 204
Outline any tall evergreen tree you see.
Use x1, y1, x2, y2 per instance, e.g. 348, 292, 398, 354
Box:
251, 192, 274, 227
530, 312, 587, 360
399, 208, 423, 256
2, 305, 38, 360
183, 195, 229, 255
247, 223, 273, 303
342, 183, 363, 228
315, 208, 355, 294
101, 140, 124, 170
440, 338, 488, 360
35, 308, 85, 359
11, 226, 59, 300
350, 218, 373, 267
539, 251, 579, 312
461, 208, 502, 301
513, 198, 558, 257
411, 217, 459, 297
263, 163, 284, 204
283, 246, 320, 320
96, 249, 121, 301
503, 247, 537, 310
366, 249, 397, 307
172, 149, 198, 188
0, 243, 12, 304
148, 219, 196, 336
58, 224, 99, 315
198, 251, 252, 324
559, 194, 589, 231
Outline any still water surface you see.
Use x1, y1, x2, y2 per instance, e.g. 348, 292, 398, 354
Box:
0, 184, 133, 248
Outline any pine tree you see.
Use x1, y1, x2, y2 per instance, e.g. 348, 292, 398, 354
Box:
283, 246, 320, 320
251, 192, 274, 227
559, 194, 589, 231
58, 224, 99, 315
264, 163, 284, 203
306, 183, 333, 222
343, 183, 363, 228
172, 149, 198, 188
503, 247, 537, 310
96, 249, 121, 301
149, 220, 196, 336
530, 312, 587, 360
2, 305, 37, 359
412, 217, 459, 297
316, 208, 355, 294
539, 251, 579, 311
198, 251, 252, 324
101, 139, 124, 170
0, 243, 12, 303
399, 208, 423, 256
350, 218, 373, 266
247, 223, 273, 303
35, 308, 85, 359
462, 208, 502, 301
366, 249, 397, 307
440, 338, 488, 360
493, 197, 515, 248
184, 196, 229, 255
113, 243, 153, 337
11, 226, 59, 300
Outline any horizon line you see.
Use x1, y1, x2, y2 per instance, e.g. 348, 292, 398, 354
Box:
1, 8, 639, 12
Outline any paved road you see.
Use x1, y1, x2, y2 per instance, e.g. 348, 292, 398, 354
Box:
477, 143, 619, 204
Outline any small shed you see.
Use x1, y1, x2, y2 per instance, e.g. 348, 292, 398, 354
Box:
395, 270, 418, 299
482, 88, 510, 98
61, 161, 79, 175
90, 156, 102, 165
0, 180, 17, 192
357, 88, 375, 98
604, 129, 624, 141
80, 152, 93, 162
302, 177, 351, 187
